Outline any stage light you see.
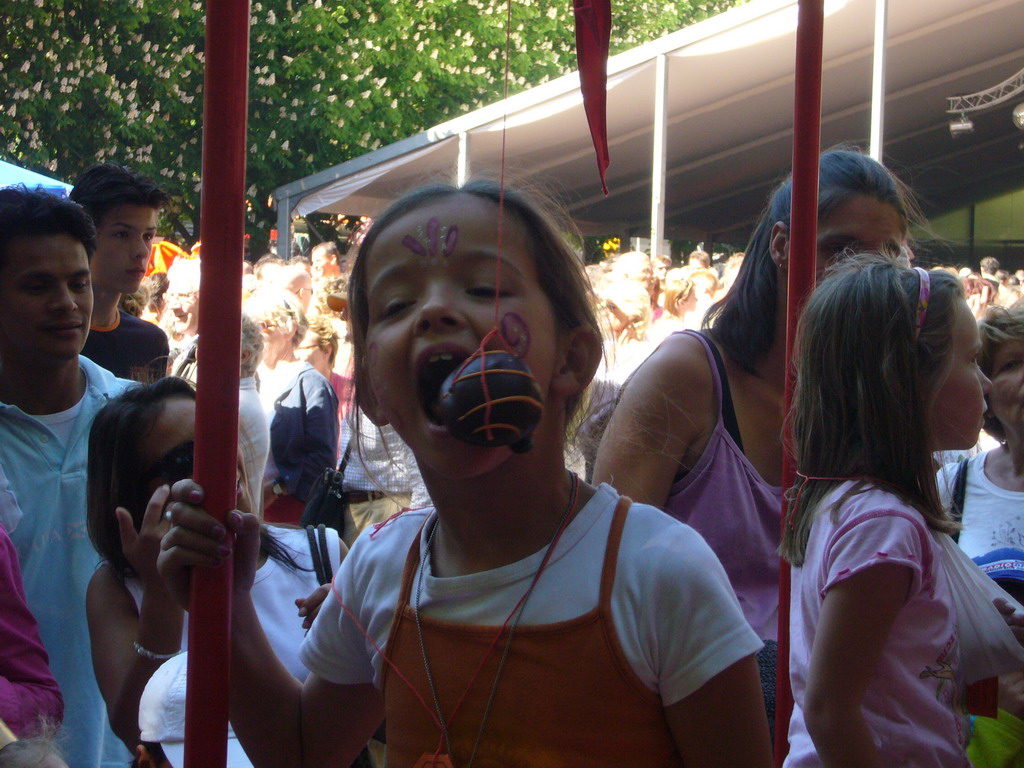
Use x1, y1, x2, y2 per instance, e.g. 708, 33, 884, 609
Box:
949, 114, 974, 138
1013, 103, 1024, 131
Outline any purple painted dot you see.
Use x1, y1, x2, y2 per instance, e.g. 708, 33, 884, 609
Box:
501, 312, 531, 358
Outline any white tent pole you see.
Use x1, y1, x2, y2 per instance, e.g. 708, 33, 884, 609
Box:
457, 131, 470, 186
650, 53, 669, 255
276, 196, 291, 261
868, 0, 888, 161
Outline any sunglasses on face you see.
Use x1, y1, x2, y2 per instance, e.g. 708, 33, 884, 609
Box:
146, 440, 195, 485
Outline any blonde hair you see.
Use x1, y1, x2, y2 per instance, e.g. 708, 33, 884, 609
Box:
687, 249, 711, 269
312, 275, 349, 318
305, 314, 339, 367
244, 288, 308, 349
688, 267, 720, 296
239, 313, 265, 378
599, 281, 653, 340
663, 268, 696, 319
608, 250, 653, 282
979, 301, 1024, 441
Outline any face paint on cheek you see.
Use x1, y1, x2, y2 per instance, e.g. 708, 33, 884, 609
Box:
500, 312, 531, 358
400, 217, 459, 266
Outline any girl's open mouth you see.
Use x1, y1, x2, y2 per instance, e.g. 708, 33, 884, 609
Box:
417, 351, 468, 425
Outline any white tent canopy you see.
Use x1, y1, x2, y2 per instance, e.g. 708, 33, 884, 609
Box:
275, 0, 1024, 248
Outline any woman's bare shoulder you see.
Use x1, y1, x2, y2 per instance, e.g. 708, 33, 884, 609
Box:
622, 332, 717, 415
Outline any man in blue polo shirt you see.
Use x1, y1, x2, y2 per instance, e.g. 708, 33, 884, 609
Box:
0, 187, 134, 767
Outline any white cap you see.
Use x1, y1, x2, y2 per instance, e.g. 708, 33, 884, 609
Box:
138, 652, 253, 768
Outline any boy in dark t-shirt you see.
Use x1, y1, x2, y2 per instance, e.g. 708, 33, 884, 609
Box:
82, 310, 168, 381
71, 164, 170, 380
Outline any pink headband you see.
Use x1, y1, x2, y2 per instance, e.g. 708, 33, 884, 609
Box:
913, 266, 930, 339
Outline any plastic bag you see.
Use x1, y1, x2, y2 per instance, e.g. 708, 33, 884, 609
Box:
935, 532, 1024, 683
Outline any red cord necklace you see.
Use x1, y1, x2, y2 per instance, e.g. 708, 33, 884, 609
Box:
413, 471, 581, 767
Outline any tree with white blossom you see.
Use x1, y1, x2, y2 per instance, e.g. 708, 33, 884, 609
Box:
1, 0, 743, 250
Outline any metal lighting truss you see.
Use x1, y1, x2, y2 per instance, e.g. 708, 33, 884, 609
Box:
947, 64, 1024, 114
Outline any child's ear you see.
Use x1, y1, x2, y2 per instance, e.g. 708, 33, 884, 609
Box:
551, 326, 602, 398
770, 221, 790, 272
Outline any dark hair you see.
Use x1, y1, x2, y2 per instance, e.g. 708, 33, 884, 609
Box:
780, 257, 963, 565
0, 186, 96, 268
348, 179, 601, 424
88, 378, 303, 578
70, 163, 170, 226
88, 378, 197, 576
142, 272, 170, 310
704, 149, 918, 374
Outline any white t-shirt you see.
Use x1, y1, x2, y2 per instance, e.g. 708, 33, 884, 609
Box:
937, 450, 1024, 558
127, 527, 341, 681
32, 393, 85, 447
238, 377, 270, 515
300, 483, 761, 706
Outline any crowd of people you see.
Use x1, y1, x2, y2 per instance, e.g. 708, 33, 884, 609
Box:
1, 149, 1024, 767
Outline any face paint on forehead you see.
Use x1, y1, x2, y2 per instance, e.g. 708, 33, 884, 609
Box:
401, 216, 459, 265
500, 312, 531, 358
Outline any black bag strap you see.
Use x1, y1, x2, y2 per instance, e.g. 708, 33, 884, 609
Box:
699, 331, 744, 453
306, 524, 333, 585
316, 524, 332, 584
950, 457, 970, 543
338, 439, 353, 477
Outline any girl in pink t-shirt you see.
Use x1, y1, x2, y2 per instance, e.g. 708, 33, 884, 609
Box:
781, 255, 1006, 766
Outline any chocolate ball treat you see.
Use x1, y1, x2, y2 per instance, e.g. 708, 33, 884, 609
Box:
438, 350, 544, 452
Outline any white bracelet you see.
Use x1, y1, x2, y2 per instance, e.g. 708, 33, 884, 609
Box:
133, 641, 180, 661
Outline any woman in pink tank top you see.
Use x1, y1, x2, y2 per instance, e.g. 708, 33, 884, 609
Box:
593, 149, 918, 729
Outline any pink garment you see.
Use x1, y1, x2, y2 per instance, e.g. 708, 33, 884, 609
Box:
785, 483, 969, 767
662, 331, 781, 639
0, 524, 63, 735
329, 370, 351, 424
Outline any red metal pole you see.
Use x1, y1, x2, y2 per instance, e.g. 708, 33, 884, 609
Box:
774, 0, 824, 764
184, 0, 250, 765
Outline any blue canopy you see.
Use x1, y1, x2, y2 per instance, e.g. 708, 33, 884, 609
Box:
0, 159, 72, 198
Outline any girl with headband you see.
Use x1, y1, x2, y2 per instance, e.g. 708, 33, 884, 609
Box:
781, 255, 1023, 765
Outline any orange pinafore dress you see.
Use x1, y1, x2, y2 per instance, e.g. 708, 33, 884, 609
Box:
380, 498, 684, 767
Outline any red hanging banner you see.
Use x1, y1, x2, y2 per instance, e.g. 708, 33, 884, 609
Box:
574, 0, 612, 195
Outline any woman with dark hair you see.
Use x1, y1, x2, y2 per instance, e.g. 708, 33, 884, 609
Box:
84, 379, 344, 751
593, 149, 917, 722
